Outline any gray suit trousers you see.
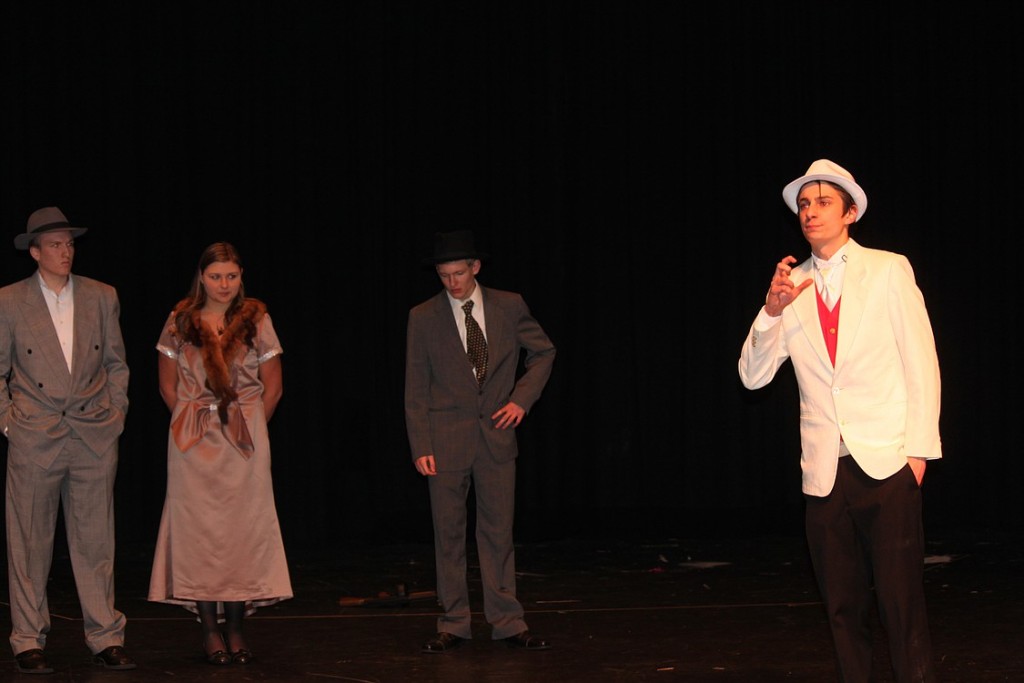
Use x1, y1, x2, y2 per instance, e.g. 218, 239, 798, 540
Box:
6, 436, 126, 655
427, 455, 527, 640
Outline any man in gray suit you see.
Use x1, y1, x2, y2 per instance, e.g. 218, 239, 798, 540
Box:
405, 229, 556, 654
0, 207, 135, 674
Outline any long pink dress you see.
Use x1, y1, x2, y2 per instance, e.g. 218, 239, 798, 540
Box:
148, 310, 292, 615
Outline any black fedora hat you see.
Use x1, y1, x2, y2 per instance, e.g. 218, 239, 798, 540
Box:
422, 230, 489, 265
15, 207, 88, 250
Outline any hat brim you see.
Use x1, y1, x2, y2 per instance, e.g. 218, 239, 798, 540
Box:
14, 226, 88, 250
782, 174, 867, 221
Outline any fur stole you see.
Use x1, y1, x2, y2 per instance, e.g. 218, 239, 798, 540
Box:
190, 299, 266, 421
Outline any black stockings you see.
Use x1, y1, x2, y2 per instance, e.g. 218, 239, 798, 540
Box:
223, 601, 248, 652
197, 601, 248, 655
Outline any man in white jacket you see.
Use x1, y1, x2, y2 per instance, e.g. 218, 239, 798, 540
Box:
738, 160, 941, 683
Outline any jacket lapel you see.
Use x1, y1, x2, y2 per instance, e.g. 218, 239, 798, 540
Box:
478, 287, 504, 386
832, 240, 867, 374
792, 258, 833, 370
432, 292, 478, 384
20, 278, 72, 383
71, 277, 98, 381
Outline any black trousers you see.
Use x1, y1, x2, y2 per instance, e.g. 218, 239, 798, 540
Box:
805, 457, 937, 683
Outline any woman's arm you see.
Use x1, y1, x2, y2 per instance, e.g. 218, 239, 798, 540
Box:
259, 355, 283, 421
157, 353, 178, 412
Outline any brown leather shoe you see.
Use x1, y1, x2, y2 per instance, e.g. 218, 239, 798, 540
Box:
14, 649, 53, 675
503, 631, 551, 650
92, 646, 137, 670
421, 632, 464, 653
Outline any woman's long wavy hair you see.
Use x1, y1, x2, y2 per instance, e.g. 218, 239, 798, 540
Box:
172, 242, 254, 347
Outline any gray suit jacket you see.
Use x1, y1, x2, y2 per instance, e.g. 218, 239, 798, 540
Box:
0, 273, 129, 468
405, 286, 555, 470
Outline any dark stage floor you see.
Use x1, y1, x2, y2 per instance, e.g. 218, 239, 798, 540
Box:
1, 529, 1022, 682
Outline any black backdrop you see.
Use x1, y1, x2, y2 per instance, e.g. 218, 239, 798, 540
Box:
2, 3, 1021, 554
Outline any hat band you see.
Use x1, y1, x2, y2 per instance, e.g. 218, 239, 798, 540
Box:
30, 221, 71, 233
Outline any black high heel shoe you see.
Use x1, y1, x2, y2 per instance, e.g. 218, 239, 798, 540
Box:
231, 648, 253, 665
206, 648, 231, 665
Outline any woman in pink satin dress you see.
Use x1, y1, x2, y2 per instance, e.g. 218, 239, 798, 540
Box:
148, 242, 292, 666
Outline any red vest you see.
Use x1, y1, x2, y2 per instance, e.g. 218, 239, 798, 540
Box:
816, 289, 840, 366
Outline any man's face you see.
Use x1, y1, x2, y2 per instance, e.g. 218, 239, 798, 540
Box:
797, 182, 857, 252
29, 230, 76, 280
436, 259, 480, 301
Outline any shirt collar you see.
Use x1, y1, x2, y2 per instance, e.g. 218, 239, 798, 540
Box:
36, 271, 74, 298
812, 243, 849, 270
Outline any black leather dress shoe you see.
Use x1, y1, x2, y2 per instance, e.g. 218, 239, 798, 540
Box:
92, 646, 137, 670
421, 632, 464, 653
503, 631, 551, 650
14, 649, 53, 674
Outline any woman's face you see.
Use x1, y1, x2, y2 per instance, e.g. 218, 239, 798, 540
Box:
202, 260, 242, 306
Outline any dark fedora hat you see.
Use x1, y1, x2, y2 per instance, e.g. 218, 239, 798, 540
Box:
15, 207, 88, 250
422, 229, 489, 265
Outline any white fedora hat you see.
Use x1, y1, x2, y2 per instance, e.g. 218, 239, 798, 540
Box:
781, 159, 867, 221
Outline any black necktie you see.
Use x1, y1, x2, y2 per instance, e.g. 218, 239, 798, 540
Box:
462, 300, 488, 385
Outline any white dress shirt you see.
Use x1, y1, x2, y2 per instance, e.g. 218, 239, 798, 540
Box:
38, 272, 75, 373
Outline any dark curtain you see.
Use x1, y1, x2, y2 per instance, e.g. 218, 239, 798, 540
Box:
1, 3, 1020, 554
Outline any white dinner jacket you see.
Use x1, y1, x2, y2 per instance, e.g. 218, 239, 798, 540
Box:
738, 239, 942, 496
